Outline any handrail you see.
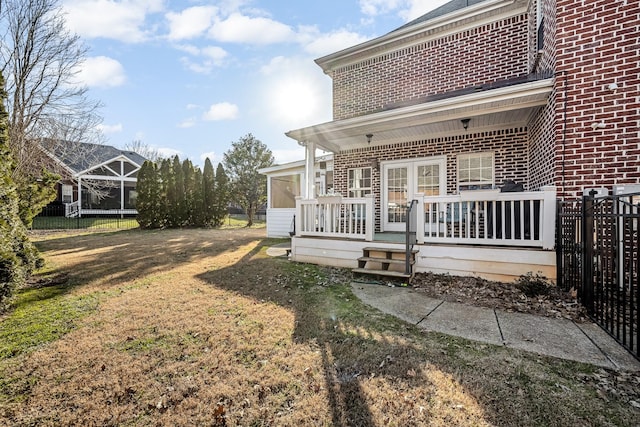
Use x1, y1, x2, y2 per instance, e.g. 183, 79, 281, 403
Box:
405, 199, 418, 275
65, 201, 80, 218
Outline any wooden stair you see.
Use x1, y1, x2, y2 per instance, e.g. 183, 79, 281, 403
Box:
352, 247, 418, 281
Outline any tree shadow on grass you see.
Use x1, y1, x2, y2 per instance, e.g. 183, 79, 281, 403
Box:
31, 228, 266, 294
196, 242, 488, 426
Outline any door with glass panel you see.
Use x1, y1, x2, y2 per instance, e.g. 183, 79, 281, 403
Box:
382, 158, 446, 232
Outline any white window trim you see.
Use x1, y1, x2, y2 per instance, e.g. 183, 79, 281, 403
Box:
380, 156, 447, 232
267, 171, 303, 209
457, 152, 495, 191
347, 167, 373, 198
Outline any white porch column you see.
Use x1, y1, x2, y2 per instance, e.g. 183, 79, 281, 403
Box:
120, 160, 125, 217
365, 194, 375, 241
541, 185, 557, 250
294, 196, 302, 237
303, 141, 315, 198
414, 193, 425, 244
77, 176, 82, 218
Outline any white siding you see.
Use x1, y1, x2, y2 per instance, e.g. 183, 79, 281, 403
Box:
291, 237, 556, 283
266, 208, 296, 238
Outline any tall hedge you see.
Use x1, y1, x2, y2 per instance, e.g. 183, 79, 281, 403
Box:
0, 74, 42, 310
136, 156, 229, 229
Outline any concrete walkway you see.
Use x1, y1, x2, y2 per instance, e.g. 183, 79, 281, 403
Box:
351, 282, 640, 371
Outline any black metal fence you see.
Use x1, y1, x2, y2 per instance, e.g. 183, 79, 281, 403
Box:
32, 206, 265, 231
31, 205, 139, 231
557, 193, 639, 359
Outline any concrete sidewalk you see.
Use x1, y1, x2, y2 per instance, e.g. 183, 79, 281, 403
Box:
351, 282, 640, 371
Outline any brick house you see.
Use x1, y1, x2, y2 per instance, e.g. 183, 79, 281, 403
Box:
279, 0, 639, 282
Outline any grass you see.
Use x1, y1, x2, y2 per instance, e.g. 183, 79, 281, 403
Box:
0, 228, 637, 426
0, 283, 99, 360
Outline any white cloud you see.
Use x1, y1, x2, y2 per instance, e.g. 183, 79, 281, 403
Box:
271, 148, 306, 164
97, 123, 123, 134
177, 44, 228, 74
302, 29, 369, 56
202, 46, 228, 61
359, 0, 403, 16
200, 151, 216, 163
178, 117, 197, 128
358, 0, 452, 21
209, 13, 294, 44
166, 6, 218, 40
78, 56, 126, 88
400, 0, 452, 21
186, 103, 199, 110
63, 0, 164, 43
203, 102, 239, 121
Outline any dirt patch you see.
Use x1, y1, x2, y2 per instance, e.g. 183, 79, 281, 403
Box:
412, 272, 589, 323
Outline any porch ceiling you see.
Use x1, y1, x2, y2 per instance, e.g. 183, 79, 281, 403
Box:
285, 77, 554, 153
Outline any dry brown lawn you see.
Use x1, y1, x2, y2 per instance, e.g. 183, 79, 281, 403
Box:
0, 228, 638, 426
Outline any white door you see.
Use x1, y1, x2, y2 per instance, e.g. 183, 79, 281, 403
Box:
382, 157, 446, 232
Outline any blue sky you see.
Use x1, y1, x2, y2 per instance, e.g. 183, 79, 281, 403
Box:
64, 0, 450, 166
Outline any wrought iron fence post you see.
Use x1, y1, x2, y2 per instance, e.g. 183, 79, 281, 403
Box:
555, 199, 563, 291
582, 192, 595, 314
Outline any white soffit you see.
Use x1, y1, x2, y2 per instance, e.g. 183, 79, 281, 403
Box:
286, 78, 554, 152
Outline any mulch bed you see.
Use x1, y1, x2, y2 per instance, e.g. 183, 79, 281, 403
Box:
411, 272, 589, 323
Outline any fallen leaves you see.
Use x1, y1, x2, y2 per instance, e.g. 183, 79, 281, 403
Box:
412, 272, 589, 322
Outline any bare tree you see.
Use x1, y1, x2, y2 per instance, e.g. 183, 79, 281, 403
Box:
0, 0, 105, 220
124, 140, 163, 163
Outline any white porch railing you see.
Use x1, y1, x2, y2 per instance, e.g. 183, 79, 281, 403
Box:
295, 194, 375, 241
416, 186, 556, 249
294, 187, 556, 250
65, 201, 80, 218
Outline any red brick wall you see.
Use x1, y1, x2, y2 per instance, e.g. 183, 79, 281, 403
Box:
334, 128, 529, 230
527, 0, 557, 191
554, 0, 640, 199
331, 14, 530, 120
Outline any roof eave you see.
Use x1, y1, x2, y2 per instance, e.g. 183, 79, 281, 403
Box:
315, 0, 519, 73
75, 153, 140, 177
286, 77, 554, 152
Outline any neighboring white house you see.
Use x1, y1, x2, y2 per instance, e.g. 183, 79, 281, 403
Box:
259, 154, 333, 238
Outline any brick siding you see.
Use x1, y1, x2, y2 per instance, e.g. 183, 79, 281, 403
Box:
334, 129, 529, 230
554, 0, 640, 198
331, 14, 530, 120
326, 0, 638, 201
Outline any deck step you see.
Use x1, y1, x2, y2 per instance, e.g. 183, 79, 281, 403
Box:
363, 247, 418, 255
352, 268, 411, 279
354, 246, 417, 282
357, 256, 414, 266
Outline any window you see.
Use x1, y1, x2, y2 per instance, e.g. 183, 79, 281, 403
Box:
270, 174, 300, 208
61, 184, 73, 203
457, 152, 494, 191
314, 170, 334, 196
348, 167, 372, 197
536, 0, 544, 50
